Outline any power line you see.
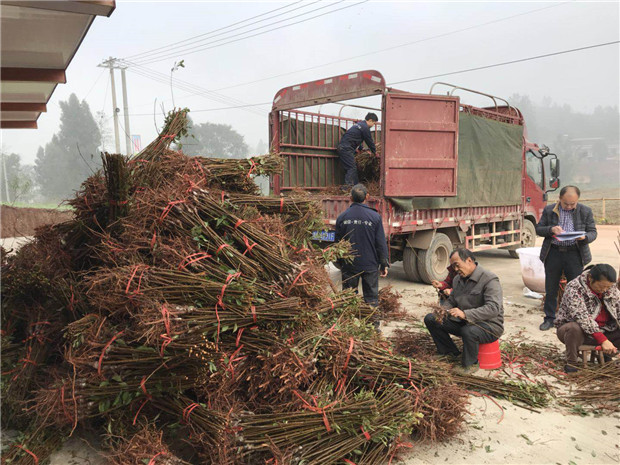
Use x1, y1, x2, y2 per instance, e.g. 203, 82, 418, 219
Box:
83, 69, 106, 100
130, 1, 367, 66
210, 1, 570, 92
127, 66, 267, 115
123, 0, 311, 62
126, 67, 267, 116
124, 1, 571, 111
124, 101, 271, 117
100, 72, 110, 115
388, 40, 620, 86
126, 39, 619, 117
130, 1, 345, 65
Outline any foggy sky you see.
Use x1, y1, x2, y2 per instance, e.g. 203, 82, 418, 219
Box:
2, 0, 619, 163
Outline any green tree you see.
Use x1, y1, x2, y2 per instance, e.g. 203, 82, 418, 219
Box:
35, 94, 101, 201
179, 121, 248, 159
1, 152, 35, 203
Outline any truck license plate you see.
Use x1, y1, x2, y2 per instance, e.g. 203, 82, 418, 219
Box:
312, 230, 336, 242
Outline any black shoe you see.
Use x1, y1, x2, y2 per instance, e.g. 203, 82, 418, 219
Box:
564, 363, 579, 373
539, 320, 554, 331
431, 353, 460, 363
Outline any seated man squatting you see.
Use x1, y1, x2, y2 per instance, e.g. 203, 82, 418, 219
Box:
424, 248, 504, 374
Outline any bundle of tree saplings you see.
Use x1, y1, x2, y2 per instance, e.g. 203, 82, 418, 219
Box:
2, 109, 499, 465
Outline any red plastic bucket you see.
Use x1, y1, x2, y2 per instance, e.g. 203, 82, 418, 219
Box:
478, 340, 502, 369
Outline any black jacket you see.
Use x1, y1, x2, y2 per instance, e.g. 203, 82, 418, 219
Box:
335, 203, 388, 272
338, 121, 376, 154
536, 202, 597, 265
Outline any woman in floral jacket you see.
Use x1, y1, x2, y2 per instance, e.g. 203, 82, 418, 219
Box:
556, 264, 619, 372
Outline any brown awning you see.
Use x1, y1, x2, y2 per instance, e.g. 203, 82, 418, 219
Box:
0, 0, 115, 129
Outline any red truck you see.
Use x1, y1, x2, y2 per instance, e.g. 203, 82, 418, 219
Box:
269, 70, 560, 283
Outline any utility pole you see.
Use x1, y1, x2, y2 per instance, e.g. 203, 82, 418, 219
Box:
98, 57, 121, 154
1, 153, 10, 203
120, 67, 132, 155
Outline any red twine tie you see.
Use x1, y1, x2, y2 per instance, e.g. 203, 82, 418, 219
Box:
214, 272, 242, 346
133, 376, 154, 425
60, 385, 74, 425
182, 403, 200, 424
242, 236, 257, 256
215, 243, 230, 255
125, 265, 149, 297
234, 218, 246, 229
12, 445, 38, 464
160, 304, 173, 356
193, 158, 207, 181
247, 159, 257, 178
226, 344, 246, 378
287, 269, 308, 295
147, 452, 166, 465
388, 441, 413, 465
158, 199, 186, 224
178, 252, 212, 270
68, 285, 75, 313
292, 391, 335, 433
98, 330, 124, 377
236, 328, 245, 347
337, 338, 355, 394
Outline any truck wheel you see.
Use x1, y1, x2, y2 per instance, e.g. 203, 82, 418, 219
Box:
417, 233, 452, 284
508, 219, 536, 258
403, 247, 422, 282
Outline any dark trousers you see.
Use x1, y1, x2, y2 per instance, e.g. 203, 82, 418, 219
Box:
338, 146, 358, 187
557, 322, 620, 364
543, 246, 583, 322
341, 268, 379, 306
424, 313, 498, 367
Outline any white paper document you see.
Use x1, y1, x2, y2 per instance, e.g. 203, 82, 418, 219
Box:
554, 231, 586, 241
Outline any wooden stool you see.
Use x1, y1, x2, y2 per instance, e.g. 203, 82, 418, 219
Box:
578, 345, 605, 367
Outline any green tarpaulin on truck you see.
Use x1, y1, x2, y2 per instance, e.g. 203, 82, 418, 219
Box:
389, 112, 524, 212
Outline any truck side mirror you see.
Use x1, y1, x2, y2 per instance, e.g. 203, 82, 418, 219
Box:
550, 178, 559, 189
550, 158, 559, 179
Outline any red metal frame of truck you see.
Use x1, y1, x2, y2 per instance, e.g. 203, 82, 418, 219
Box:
269, 70, 560, 283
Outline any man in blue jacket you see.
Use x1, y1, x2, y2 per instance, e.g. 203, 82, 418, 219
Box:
335, 184, 389, 308
536, 185, 597, 331
338, 113, 378, 189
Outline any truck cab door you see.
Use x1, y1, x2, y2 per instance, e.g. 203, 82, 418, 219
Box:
382, 92, 459, 197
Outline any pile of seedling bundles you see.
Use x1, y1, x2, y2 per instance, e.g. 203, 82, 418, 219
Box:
2, 110, 547, 465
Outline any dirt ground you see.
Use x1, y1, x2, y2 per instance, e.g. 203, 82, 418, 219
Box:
373, 225, 620, 465
2, 227, 619, 464
0, 205, 72, 238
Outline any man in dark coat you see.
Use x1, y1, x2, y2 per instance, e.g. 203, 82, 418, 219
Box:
337, 113, 378, 189
424, 249, 504, 374
536, 185, 598, 331
335, 184, 388, 308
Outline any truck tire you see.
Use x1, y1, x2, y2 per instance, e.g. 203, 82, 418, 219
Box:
508, 219, 536, 258
403, 247, 422, 282
416, 233, 452, 284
